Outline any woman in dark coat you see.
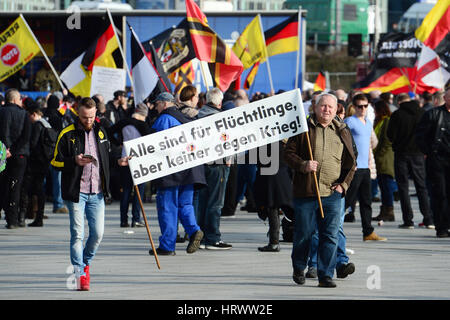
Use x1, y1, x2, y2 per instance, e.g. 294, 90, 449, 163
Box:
253, 140, 294, 252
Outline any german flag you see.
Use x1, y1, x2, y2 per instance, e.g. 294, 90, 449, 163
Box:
243, 13, 300, 89
185, 0, 243, 91
81, 23, 121, 71
244, 61, 260, 90
61, 23, 121, 97
353, 67, 412, 94
415, 0, 450, 50
313, 71, 326, 91
265, 13, 299, 57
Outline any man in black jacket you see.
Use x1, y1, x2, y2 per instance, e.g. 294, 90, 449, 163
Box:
0, 89, 31, 229
51, 97, 110, 291
416, 88, 450, 237
387, 96, 434, 229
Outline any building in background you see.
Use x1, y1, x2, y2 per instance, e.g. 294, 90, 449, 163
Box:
0, 0, 58, 10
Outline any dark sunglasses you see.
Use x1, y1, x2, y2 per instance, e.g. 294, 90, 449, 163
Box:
356, 104, 368, 109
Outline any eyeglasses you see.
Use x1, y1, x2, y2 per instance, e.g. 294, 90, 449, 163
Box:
356, 104, 368, 109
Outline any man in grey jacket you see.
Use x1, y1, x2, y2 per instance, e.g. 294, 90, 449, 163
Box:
196, 88, 233, 250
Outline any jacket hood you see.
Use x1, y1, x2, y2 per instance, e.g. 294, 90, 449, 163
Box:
399, 100, 420, 115
47, 95, 60, 110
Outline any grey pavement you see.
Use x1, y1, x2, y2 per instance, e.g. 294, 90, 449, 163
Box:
0, 185, 449, 300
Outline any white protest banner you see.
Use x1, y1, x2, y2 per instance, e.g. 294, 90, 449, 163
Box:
90, 66, 126, 102
124, 89, 307, 186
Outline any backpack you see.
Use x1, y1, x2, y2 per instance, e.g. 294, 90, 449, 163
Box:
38, 118, 58, 162
0, 140, 6, 173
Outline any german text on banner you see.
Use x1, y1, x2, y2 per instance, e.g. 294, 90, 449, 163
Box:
124, 89, 307, 186
0, 16, 41, 82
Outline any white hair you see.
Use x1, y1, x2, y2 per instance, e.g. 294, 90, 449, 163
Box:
315, 93, 338, 106
206, 87, 223, 107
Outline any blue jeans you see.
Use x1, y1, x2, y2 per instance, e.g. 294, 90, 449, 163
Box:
378, 174, 394, 207
292, 192, 341, 280
156, 184, 200, 251
66, 192, 105, 276
50, 165, 64, 210
308, 197, 349, 270
197, 165, 230, 245
235, 164, 257, 203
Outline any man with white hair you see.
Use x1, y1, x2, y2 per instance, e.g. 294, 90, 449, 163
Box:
284, 93, 357, 288
196, 88, 233, 250
335, 89, 347, 102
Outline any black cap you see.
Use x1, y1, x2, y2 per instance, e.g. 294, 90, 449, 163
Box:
114, 90, 127, 99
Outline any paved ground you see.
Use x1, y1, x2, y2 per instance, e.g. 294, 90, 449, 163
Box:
0, 185, 449, 302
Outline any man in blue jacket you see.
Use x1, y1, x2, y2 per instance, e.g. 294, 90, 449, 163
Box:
150, 92, 205, 256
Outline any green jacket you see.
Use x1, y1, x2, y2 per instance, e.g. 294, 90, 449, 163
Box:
373, 117, 394, 178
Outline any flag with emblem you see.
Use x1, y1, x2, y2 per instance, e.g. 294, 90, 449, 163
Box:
232, 15, 267, 70
0, 15, 41, 82
169, 60, 195, 94
185, 0, 243, 91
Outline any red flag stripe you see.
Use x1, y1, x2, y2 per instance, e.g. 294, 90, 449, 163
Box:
423, 6, 450, 49
265, 22, 298, 46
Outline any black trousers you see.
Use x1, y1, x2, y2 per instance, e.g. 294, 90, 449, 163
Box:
426, 155, 450, 233
345, 169, 374, 237
394, 154, 433, 225
2, 156, 27, 227
221, 163, 238, 216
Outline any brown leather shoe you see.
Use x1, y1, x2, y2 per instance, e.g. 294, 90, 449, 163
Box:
53, 207, 69, 214
363, 232, 387, 241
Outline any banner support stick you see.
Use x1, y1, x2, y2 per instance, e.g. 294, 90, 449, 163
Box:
134, 185, 161, 269
305, 131, 324, 219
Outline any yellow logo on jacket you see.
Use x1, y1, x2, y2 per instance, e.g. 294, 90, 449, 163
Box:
98, 131, 104, 139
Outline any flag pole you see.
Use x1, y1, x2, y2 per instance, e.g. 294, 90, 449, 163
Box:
305, 131, 325, 219
20, 14, 66, 91
199, 61, 210, 92
134, 185, 161, 269
258, 14, 274, 94
106, 9, 134, 89
294, 8, 301, 89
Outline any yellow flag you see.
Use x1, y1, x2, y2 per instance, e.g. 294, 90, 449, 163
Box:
0, 16, 41, 82
232, 15, 268, 70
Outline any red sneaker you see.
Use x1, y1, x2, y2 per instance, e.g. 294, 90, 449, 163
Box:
84, 265, 90, 282
77, 266, 90, 291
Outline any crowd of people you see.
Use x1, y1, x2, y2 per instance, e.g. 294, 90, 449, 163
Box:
0, 83, 448, 290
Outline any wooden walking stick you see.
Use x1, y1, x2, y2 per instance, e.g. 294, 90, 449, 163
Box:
305, 131, 325, 219
134, 185, 161, 269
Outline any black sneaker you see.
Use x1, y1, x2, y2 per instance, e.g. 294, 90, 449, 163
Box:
398, 223, 414, 229
336, 262, 355, 279
318, 277, 337, 288
436, 230, 449, 238
292, 270, 305, 285
187, 230, 204, 253
305, 267, 317, 278
257, 244, 280, 252
149, 248, 176, 256
205, 241, 232, 250
120, 222, 130, 228
344, 213, 355, 223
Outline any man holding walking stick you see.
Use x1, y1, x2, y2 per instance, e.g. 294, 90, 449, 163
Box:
284, 93, 357, 288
